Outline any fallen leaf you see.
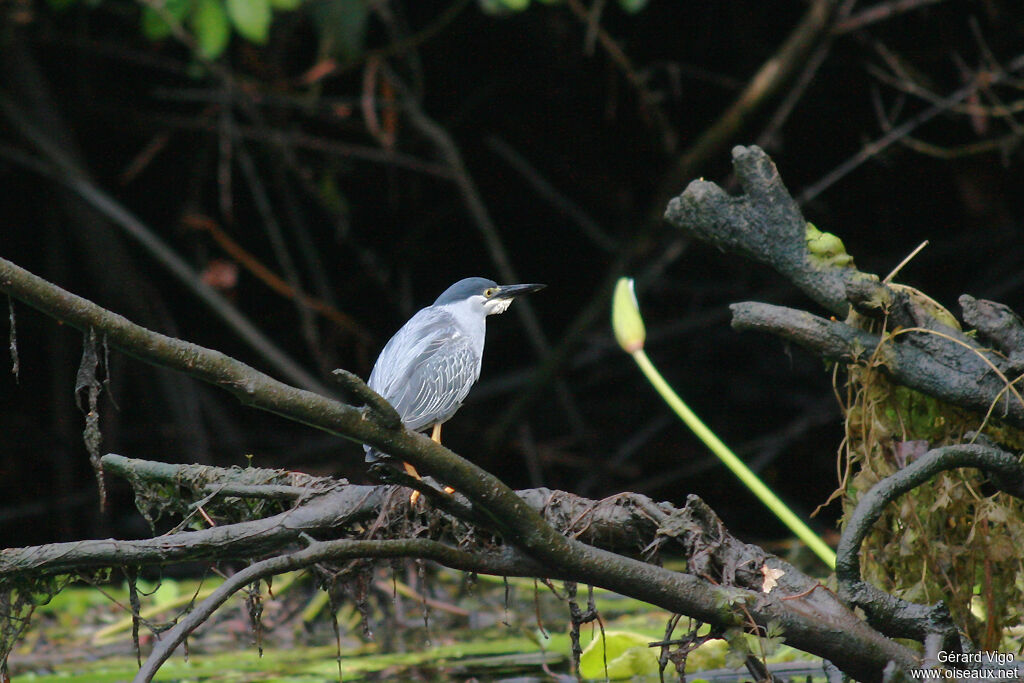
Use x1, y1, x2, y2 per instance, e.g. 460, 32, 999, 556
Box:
761, 565, 785, 593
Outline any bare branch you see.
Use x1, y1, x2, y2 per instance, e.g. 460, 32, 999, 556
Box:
835, 0, 948, 34
960, 295, 1024, 371
797, 53, 1024, 203
331, 369, 402, 429
730, 301, 1024, 429
564, 0, 678, 153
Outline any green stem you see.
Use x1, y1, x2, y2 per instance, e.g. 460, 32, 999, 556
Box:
631, 349, 836, 569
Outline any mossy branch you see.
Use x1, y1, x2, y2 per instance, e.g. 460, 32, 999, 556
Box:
836, 441, 1024, 648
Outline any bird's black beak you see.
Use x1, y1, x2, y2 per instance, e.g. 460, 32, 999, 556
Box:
493, 283, 546, 299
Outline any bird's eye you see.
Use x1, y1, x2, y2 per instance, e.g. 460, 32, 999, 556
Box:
484, 288, 496, 298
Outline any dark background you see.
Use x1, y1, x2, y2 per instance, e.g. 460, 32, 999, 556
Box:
2, 0, 1023, 552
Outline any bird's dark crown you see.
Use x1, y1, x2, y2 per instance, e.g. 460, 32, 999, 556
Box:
432, 277, 498, 306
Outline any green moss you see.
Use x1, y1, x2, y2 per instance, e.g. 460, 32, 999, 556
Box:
841, 350, 1024, 650
805, 223, 854, 268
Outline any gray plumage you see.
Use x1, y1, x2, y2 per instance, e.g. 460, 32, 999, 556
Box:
364, 277, 544, 462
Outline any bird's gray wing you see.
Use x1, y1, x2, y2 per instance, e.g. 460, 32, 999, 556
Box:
393, 332, 480, 432
368, 309, 481, 433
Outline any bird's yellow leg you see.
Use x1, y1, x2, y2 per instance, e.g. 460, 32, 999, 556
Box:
405, 424, 453, 504
403, 462, 422, 504
430, 423, 455, 494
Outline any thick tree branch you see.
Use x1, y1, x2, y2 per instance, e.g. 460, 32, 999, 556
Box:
660, 146, 1024, 678
0, 456, 765, 585
0, 487, 383, 575
730, 301, 1024, 429
960, 295, 1024, 372
331, 368, 402, 429
665, 145, 870, 316
0, 257, 918, 680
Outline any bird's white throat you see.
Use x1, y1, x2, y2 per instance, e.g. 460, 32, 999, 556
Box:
484, 298, 514, 315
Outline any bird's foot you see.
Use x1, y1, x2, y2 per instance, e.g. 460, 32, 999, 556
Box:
368, 460, 451, 505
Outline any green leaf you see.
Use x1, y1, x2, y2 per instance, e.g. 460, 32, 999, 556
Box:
270, 0, 303, 8
140, 0, 191, 41
500, 0, 530, 10
227, 0, 271, 43
192, 0, 231, 59
617, 0, 649, 12
579, 630, 659, 680
685, 639, 730, 671
722, 628, 752, 669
